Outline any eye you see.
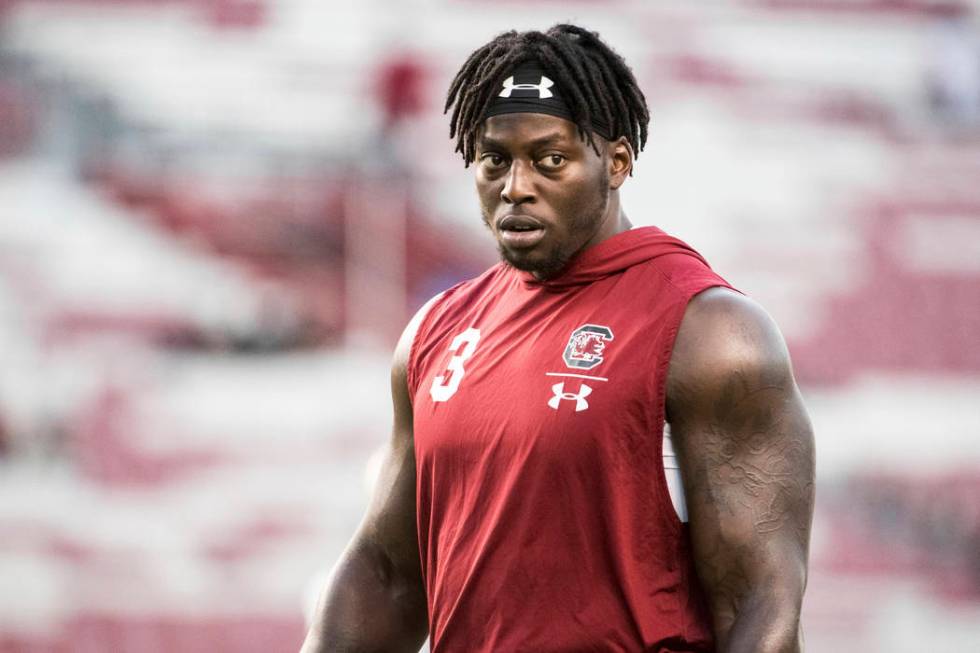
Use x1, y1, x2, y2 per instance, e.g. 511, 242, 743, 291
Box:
538, 154, 567, 170
480, 153, 507, 170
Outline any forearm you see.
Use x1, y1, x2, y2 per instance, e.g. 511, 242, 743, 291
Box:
301, 541, 428, 653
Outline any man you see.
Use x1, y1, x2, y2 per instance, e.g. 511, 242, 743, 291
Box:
302, 24, 814, 653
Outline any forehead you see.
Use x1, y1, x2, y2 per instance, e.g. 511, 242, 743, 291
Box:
477, 113, 584, 149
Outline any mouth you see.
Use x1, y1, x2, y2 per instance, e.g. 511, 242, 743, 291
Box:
496, 214, 546, 249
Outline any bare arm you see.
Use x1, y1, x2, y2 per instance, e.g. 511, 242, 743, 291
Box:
300, 302, 436, 653
667, 288, 815, 653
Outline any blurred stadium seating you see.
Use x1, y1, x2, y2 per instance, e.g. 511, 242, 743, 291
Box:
0, 1, 978, 651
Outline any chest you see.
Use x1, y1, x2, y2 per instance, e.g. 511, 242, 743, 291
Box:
412, 278, 677, 465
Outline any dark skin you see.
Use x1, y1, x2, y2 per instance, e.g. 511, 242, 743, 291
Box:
301, 114, 815, 653
474, 112, 629, 279
667, 287, 815, 652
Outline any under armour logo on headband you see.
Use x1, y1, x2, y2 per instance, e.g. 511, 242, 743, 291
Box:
499, 75, 554, 99
484, 62, 612, 139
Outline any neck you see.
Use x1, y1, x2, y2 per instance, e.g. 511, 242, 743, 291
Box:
589, 191, 631, 249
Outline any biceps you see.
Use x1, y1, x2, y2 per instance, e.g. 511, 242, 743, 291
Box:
361, 350, 421, 577
362, 430, 420, 576
706, 394, 813, 539
675, 386, 815, 599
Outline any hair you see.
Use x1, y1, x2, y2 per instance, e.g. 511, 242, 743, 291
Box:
445, 24, 650, 166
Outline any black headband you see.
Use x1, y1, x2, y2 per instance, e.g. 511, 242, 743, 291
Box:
483, 60, 613, 140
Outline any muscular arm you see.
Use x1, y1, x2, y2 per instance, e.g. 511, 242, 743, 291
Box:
300, 304, 434, 653
667, 288, 815, 653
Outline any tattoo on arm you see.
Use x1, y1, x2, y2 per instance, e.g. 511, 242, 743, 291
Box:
700, 369, 814, 544
675, 362, 815, 643
668, 289, 815, 651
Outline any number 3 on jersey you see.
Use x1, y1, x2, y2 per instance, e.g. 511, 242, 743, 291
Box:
430, 327, 481, 402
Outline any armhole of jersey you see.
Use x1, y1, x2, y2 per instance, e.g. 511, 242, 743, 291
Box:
663, 421, 688, 522
654, 281, 737, 528
405, 291, 447, 400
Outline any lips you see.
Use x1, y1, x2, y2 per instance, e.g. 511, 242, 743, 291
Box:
497, 213, 546, 249
497, 213, 544, 232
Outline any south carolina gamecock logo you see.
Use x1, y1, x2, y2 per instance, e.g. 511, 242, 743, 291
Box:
562, 324, 614, 370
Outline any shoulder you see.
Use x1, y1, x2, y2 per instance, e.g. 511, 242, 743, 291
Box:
666, 287, 795, 422
401, 263, 510, 354
392, 292, 448, 379
391, 265, 504, 392
622, 226, 733, 297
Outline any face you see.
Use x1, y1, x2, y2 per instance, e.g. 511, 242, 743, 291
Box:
474, 113, 626, 279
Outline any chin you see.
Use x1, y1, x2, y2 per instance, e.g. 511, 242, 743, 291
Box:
499, 244, 570, 279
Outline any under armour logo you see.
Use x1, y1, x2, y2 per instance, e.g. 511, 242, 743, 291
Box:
499, 75, 554, 99
547, 382, 592, 412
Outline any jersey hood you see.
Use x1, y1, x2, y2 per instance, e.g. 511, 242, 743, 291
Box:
518, 225, 710, 291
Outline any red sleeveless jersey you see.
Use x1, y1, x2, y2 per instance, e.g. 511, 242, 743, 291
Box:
407, 226, 734, 652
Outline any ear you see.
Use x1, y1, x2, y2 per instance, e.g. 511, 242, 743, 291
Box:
606, 137, 633, 190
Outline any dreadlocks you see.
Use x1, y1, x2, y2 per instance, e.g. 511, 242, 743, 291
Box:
445, 24, 650, 166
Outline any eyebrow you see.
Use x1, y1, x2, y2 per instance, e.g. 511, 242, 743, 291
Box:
478, 131, 570, 151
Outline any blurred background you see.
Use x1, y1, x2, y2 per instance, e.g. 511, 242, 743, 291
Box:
1, 0, 979, 651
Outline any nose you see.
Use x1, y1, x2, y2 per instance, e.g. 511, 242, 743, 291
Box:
501, 160, 535, 205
